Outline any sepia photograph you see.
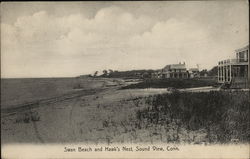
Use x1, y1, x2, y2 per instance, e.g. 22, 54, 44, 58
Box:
1, 1, 249, 159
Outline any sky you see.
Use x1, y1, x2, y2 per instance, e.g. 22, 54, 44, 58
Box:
1, 1, 249, 78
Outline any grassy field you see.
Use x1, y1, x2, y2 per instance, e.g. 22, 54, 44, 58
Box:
122, 78, 218, 89
135, 90, 250, 143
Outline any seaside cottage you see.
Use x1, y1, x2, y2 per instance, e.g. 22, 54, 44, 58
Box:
161, 62, 189, 79
218, 45, 249, 88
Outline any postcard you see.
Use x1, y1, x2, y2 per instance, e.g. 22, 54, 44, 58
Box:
1, 1, 249, 159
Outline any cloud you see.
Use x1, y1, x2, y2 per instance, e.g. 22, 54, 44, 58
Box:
129, 18, 209, 49
1, 6, 156, 77
1, 4, 248, 77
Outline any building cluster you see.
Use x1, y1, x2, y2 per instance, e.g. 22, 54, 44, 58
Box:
96, 45, 249, 89
141, 62, 205, 79
140, 44, 249, 89
218, 45, 249, 88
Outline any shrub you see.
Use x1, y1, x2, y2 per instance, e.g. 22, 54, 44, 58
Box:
136, 91, 250, 143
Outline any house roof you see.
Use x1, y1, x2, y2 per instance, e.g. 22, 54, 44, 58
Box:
163, 63, 186, 70
235, 45, 249, 53
189, 68, 199, 72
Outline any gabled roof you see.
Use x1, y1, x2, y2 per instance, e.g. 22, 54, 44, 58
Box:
163, 63, 186, 70
189, 68, 199, 72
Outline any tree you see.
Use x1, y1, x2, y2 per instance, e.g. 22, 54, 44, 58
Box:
208, 66, 218, 76
94, 71, 98, 77
103, 70, 108, 76
200, 69, 208, 76
108, 69, 114, 74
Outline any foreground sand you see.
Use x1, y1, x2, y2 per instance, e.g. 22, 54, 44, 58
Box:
2, 78, 215, 144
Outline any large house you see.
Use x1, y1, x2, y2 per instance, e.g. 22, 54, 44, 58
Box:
218, 45, 249, 88
161, 62, 189, 79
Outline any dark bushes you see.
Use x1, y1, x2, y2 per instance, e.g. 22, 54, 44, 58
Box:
136, 91, 250, 143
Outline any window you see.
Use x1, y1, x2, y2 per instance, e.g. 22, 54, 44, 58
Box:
239, 52, 245, 62
244, 50, 248, 61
